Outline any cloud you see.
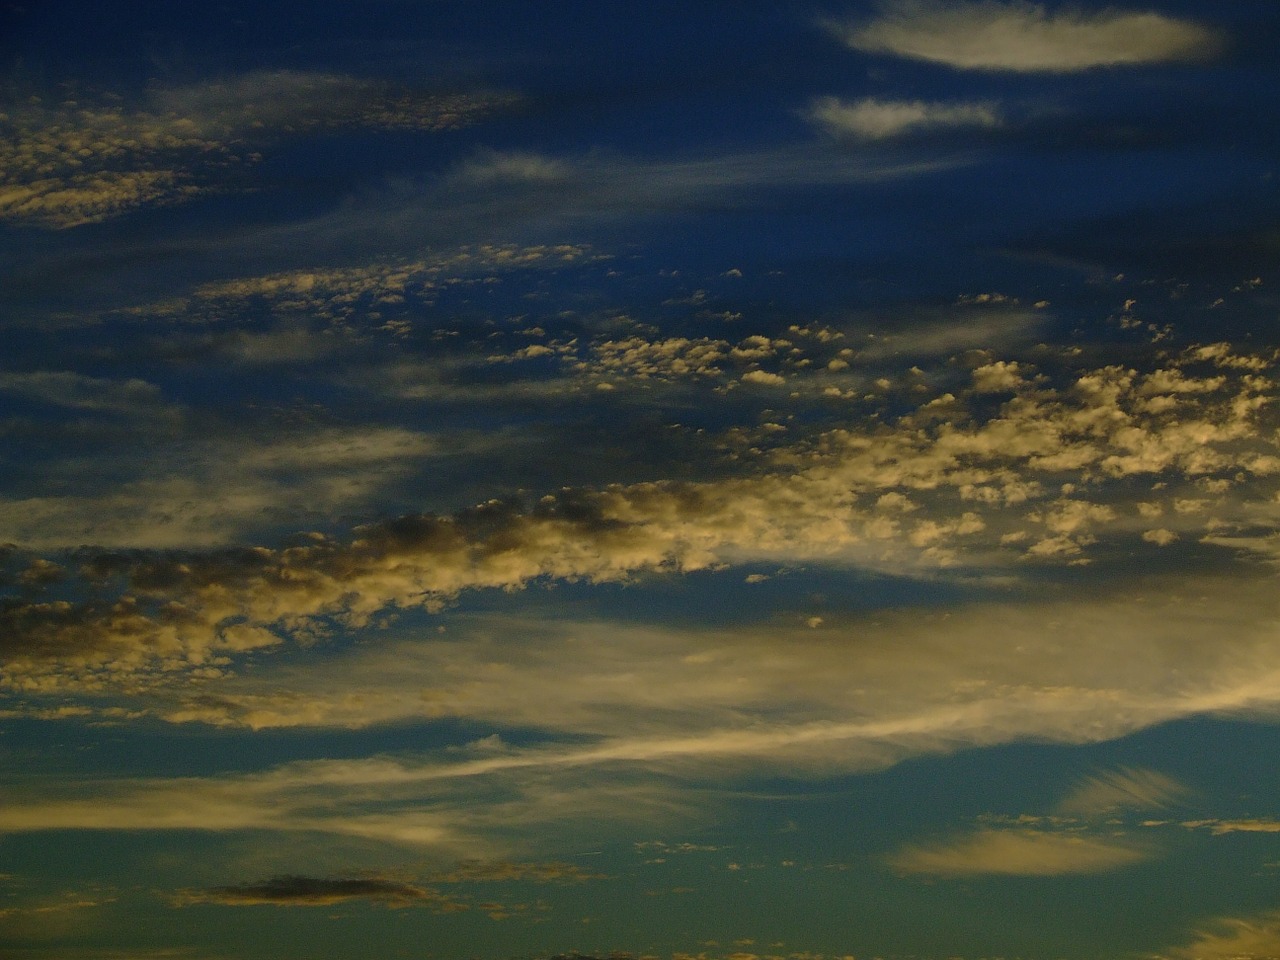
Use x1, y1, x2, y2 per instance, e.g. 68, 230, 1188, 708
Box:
453, 152, 573, 186
7, 567, 1280, 855
175, 874, 466, 911
0, 371, 172, 417
888, 828, 1149, 876
0, 425, 446, 549
0, 73, 515, 227
251, 142, 974, 260
825, 2, 1222, 72
2, 342, 1278, 693
849, 305, 1044, 359
808, 97, 1001, 140
432, 860, 607, 884
0, 891, 114, 941
1058, 767, 1187, 816
1179, 818, 1280, 836
1157, 910, 1280, 960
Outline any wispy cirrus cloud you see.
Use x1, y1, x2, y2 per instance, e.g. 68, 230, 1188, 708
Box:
4, 578, 1280, 856
1157, 909, 1280, 960
1058, 766, 1188, 816
888, 827, 1149, 876
824, 1, 1223, 72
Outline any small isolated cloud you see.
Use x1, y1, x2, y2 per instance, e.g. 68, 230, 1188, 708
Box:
889, 828, 1149, 876
1058, 766, 1187, 815
808, 97, 1000, 140
971, 360, 1025, 393
176, 874, 465, 911
453, 151, 572, 186
825, 1, 1222, 72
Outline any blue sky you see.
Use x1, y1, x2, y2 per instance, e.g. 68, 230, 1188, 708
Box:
3, 2, 1280, 958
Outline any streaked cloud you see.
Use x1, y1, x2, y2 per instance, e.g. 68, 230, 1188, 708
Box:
1058, 767, 1188, 816
0, 425, 447, 549
1157, 910, 1280, 960
4, 573, 1280, 856
888, 827, 1149, 876
825, 2, 1222, 72
808, 97, 1001, 140
0, 371, 171, 417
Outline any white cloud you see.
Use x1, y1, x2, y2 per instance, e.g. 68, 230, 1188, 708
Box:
888, 828, 1149, 875
741, 370, 786, 386
453, 151, 572, 185
808, 97, 1001, 140
826, 2, 1222, 72
7, 570, 1280, 852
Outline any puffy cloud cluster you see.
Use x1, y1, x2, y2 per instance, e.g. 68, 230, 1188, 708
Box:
0, 72, 515, 227
580, 334, 798, 386
2, 343, 1277, 694
124, 242, 598, 342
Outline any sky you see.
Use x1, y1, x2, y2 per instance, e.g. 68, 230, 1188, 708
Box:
2, 1, 1280, 958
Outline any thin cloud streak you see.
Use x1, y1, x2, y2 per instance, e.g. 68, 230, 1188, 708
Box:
808, 97, 1002, 140
888, 828, 1150, 876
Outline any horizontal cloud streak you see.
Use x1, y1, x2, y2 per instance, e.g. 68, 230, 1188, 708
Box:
176, 874, 462, 909
827, 2, 1222, 72
808, 97, 1001, 140
4, 574, 1280, 852
888, 828, 1149, 875
1158, 910, 1280, 960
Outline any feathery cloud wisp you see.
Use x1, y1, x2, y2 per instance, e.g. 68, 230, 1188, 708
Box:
888, 828, 1149, 876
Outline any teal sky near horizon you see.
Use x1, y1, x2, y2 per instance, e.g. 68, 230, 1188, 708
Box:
4, 2, 1280, 959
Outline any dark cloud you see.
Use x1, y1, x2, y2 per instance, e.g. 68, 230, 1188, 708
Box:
177, 874, 466, 910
